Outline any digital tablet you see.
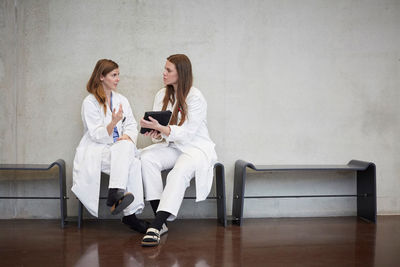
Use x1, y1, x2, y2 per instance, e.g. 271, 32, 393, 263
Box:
140, 110, 172, 134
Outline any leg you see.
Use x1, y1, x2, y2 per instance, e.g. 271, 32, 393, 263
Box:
142, 151, 198, 247
102, 141, 135, 215
157, 151, 198, 220
121, 153, 149, 234
141, 145, 181, 201
108, 140, 136, 189
150, 200, 160, 216
123, 156, 145, 216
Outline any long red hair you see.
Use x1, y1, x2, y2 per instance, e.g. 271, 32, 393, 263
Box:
86, 59, 119, 114
162, 54, 193, 126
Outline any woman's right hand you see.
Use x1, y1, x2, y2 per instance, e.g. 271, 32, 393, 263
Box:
107, 104, 123, 136
112, 104, 124, 124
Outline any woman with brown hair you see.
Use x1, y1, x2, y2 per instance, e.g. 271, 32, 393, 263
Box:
72, 59, 148, 233
139, 54, 218, 246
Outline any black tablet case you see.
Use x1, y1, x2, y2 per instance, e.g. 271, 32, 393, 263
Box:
140, 110, 172, 134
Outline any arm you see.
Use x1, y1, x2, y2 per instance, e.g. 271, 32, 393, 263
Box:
164, 94, 206, 143
141, 93, 206, 144
118, 99, 138, 144
148, 90, 165, 143
106, 106, 123, 136
82, 99, 115, 144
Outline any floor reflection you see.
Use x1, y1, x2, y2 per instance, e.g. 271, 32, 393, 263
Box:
74, 243, 99, 267
231, 217, 378, 266
72, 220, 225, 267
1, 218, 397, 266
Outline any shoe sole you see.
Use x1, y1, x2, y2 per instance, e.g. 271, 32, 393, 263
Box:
111, 193, 134, 215
141, 241, 159, 247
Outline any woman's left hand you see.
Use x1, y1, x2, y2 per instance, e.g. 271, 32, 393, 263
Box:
144, 130, 162, 139
140, 116, 171, 137
117, 134, 132, 142
140, 116, 161, 131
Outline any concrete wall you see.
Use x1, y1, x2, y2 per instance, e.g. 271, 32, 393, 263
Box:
1, 0, 399, 220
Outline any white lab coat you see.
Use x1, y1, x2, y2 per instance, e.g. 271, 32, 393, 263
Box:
72, 92, 139, 217
142, 87, 217, 202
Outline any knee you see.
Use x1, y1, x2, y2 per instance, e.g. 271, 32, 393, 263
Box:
140, 150, 162, 174
140, 149, 150, 161
113, 140, 134, 153
140, 150, 154, 166
167, 168, 193, 188
130, 157, 141, 168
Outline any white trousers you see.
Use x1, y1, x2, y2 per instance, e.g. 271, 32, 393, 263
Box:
101, 140, 144, 216
141, 144, 203, 220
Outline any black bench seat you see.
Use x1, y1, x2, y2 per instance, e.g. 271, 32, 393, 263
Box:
78, 162, 227, 228
232, 159, 376, 226
0, 159, 67, 228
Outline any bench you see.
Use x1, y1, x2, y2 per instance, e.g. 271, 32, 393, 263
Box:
232, 159, 376, 226
0, 159, 67, 228
78, 162, 227, 228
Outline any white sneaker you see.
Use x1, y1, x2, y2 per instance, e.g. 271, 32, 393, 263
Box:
159, 223, 168, 236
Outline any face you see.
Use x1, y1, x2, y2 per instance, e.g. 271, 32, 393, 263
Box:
163, 60, 178, 87
101, 68, 120, 91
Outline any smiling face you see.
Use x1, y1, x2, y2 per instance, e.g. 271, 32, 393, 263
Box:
101, 68, 120, 91
163, 60, 178, 88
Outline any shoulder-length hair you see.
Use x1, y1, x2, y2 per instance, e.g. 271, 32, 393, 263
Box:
86, 59, 119, 114
162, 54, 193, 126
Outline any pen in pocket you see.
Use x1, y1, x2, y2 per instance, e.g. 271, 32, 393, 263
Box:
121, 117, 126, 136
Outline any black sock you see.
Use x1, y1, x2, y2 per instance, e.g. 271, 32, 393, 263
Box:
150, 211, 170, 231
122, 214, 149, 234
123, 213, 139, 224
150, 200, 160, 216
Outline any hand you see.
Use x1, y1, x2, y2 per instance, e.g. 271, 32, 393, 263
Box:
144, 130, 162, 139
140, 116, 161, 131
112, 104, 123, 124
116, 134, 132, 142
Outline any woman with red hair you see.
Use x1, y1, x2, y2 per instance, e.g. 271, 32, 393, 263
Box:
72, 59, 148, 233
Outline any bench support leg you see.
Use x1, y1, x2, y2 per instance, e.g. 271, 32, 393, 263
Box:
55, 159, 67, 228
232, 160, 252, 226
356, 163, 377, 223
215, 163, 227, 227
78, 201, 83, 228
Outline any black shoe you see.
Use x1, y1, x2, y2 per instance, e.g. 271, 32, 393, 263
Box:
106, 188, 134, 215
106, 188, 123, 206
122, 216, 150, 234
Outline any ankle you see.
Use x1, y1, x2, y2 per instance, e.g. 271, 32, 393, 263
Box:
150, 211, 170, 231
123, 213, 138, 222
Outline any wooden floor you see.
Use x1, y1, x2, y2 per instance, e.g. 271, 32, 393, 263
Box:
0, 216, 399, 266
